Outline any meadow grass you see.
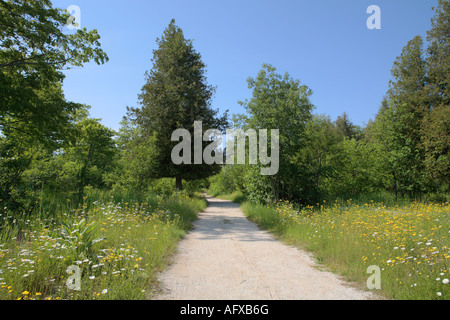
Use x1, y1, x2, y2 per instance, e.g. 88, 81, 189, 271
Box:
0, 191, 207, 300
242, 199, 450, 300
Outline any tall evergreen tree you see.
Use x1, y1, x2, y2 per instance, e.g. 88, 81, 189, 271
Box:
371, 36, 428, 198
334, 112, 362, 140
421, 0, 450, 186
134, 20, 228, 190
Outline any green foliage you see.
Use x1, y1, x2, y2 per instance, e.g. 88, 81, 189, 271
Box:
294, 114, 341, 203
0, 0, 108, 144
421, 0, 450, 186
69, 116, 117, 199
60, 218, 104, 262
0, 1, 110, 213
0, 190, 206, 300
132, 19, 228, 190
104, 116, 159, 193
148, 178, 176, 197
235, 63, 314, 202
324, 138, 387, 197
208, 165, 247, 196
334, 112, 364, 141
367, 3, 449, 198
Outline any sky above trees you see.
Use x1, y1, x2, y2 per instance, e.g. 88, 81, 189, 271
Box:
53, 0, 437, 131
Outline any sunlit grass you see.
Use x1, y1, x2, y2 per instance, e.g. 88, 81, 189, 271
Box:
0, 192, 206, 300
243, 199, 450, 300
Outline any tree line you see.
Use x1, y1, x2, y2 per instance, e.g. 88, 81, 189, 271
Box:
210, 1, 449, 204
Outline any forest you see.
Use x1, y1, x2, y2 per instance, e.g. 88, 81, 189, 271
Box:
0, 0, 448, 300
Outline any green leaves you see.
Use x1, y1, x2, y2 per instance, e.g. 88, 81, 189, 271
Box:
134, 19, 228, 189
236, 64, 314, 202
368, 2, 450, 196
60, 218, 104, 261
0, 0, 108, 70
0, 0, 108, 144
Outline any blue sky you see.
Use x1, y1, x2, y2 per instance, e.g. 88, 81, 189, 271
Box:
53, 0, 437, 131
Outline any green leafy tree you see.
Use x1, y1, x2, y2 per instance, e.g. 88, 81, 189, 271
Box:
67, 114, 117, 201
325, 137, 387, 197
0, 0, 108, 209
294, 114, 340, 202
0, 125, 36, 210
134, 19, 228, 190
0, 0, 108, 143
236, 64, 314, 202
16, 108, 117, 202
105, 115, 159, 193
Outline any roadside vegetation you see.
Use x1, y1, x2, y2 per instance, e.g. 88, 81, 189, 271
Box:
0, 190, 206, 300
240, 199, 449, 300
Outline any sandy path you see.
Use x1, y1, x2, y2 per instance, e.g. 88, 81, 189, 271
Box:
153, 196, 376, 300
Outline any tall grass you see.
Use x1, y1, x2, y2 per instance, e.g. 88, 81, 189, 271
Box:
0, 190, 207, 300
242, 199, 450, 300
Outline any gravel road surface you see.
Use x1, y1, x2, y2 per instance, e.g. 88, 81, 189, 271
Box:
154, 196, 377, 300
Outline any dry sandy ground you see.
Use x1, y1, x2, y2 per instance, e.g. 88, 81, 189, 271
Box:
153, 196, 377, 300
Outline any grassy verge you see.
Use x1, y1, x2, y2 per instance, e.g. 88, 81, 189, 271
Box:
0, 192, 207, 300
207, 190, 247, 204
242, 200, 450, 300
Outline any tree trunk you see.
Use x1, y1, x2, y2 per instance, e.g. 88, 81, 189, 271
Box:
176, 177, 183, 191
392, 171, 398, 201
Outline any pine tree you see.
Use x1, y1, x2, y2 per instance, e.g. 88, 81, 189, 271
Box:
134, 20, 228, 190
377, 36, 428, 198
421, 0, 450, 186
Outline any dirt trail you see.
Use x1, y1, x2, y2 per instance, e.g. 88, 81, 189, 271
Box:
154, 196, 376, 300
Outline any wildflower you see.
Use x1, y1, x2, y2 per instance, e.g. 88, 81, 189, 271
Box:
437, 292, 442, 296
101, 289, 108, 294
22, 291, 30, 295
89, 276, 95, 280
443, 279, 449, 284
